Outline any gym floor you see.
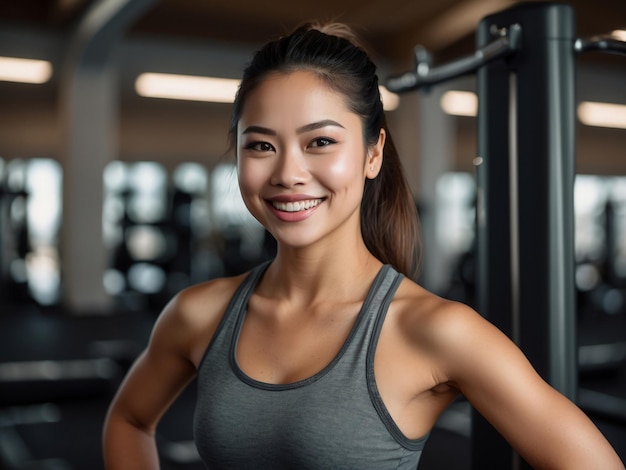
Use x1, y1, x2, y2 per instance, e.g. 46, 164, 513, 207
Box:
0, 301, 624, 470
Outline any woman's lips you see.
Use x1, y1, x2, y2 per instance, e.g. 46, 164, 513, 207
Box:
265, 197, 325, 222
271, 198, 323, 212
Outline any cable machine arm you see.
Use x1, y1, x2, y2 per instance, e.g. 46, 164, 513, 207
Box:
386, 23, 522, 93
575, 35, 626, 55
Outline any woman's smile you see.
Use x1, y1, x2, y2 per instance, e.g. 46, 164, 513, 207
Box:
266, 197, 325, 223
270, 198, 324, 213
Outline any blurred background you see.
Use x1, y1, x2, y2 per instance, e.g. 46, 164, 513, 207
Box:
0, 0, 625, 468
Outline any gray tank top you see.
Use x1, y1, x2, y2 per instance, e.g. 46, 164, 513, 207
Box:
193, 262, 428, 469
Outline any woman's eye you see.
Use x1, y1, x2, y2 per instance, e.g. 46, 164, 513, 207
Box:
309, 137, 335, 148
245, 141, 274, 152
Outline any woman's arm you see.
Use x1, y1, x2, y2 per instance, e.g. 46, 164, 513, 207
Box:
102, 284, 211, 469
431, 302, 624, 470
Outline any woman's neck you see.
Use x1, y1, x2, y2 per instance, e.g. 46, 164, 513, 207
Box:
259, 238, 382, 307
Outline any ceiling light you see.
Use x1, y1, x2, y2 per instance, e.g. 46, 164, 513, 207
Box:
440, 90, 478, 117
611, 30, 626, 41
379, 86, 399, 111
0, 57, 52, 84
578, 101, 626, 129
136, 72, 400, 111
135, 73, 240, 103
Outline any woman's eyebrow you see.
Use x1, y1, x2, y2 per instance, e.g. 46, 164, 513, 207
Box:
296, 119, 344, 134
241, 119, 344, 136
241, 125, 276, 136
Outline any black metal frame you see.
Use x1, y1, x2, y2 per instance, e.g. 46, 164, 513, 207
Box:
385, 2, 626, 469
475, 4, 577, 468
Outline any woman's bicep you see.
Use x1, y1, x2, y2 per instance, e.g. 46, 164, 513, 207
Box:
106, 298, 198, 434
106, 275, 240, 432
107, 345, 196, 432
436, 305, 624, 469
103, 333, 196, 469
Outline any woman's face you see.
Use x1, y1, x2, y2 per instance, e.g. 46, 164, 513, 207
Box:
236, 70, 384, 249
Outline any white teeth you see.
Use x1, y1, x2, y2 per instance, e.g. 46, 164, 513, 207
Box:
272, 199, 323, 212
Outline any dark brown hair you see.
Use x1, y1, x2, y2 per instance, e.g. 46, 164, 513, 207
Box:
230, 23, 421, 279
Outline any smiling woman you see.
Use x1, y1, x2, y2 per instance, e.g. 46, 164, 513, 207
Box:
102, 22, 625, 470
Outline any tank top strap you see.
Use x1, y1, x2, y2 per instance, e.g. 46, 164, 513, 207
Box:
351, 264, 404, 348
332, 264, 404, 379
364, 266, 425, 451
226, 261, 271, 324
197, 261, 271, 370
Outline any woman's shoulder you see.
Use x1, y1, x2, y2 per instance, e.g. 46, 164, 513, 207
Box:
173, 272, 249, 319
392, 278, 526, 379
150, 269, 253, 365
392, 278, 491, 353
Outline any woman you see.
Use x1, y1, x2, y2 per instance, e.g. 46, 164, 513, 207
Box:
103, 23, 624, 469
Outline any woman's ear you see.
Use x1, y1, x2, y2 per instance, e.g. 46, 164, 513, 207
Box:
365, 128, 386, 179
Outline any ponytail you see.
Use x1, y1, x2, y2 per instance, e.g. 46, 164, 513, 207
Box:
361, 122, 421, 280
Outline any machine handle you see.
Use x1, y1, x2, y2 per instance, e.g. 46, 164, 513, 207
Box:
386, 23, 522, 93
574, 36, 626, 55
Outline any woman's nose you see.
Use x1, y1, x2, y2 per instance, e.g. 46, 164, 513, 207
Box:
269, 149, 309, 187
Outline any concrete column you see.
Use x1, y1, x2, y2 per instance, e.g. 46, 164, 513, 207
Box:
59, 0, 155, 313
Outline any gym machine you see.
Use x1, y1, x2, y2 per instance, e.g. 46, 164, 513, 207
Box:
0, 161, 32, 304
386, 2, 626, 468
